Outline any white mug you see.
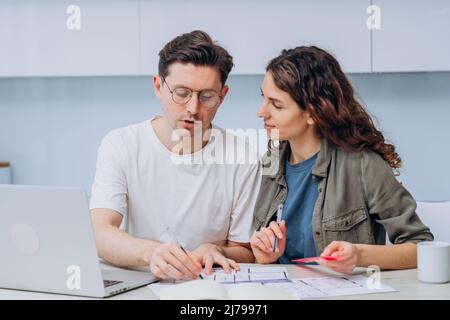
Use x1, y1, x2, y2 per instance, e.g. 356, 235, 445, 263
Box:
0, 162, 11, 184
417, 241, 450, 284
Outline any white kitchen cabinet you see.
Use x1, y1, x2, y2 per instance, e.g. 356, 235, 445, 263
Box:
372, 0, 450, 72
140, 0, 372, 75
0, 0, 140, 77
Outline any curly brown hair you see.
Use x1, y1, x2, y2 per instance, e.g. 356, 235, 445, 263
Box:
267, 46, 401, 170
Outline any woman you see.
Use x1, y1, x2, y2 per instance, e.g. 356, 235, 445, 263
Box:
251, 46, 433, 274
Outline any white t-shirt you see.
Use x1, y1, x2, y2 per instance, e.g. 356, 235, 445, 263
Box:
89, 118, 261, 250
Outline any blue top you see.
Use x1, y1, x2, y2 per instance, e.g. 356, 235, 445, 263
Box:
278, 151, 319, 264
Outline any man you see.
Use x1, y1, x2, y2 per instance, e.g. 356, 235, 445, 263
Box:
90, 30, 260, 280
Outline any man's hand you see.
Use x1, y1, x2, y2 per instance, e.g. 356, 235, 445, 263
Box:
317, 241, 360, 274
250, 220, 287, 264
149, 242, 202, 280
192, 243, 240, 275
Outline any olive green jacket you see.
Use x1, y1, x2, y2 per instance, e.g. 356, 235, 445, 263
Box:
253, 139, 433, 254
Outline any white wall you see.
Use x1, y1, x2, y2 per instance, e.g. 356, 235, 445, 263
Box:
1, 73, 450, 202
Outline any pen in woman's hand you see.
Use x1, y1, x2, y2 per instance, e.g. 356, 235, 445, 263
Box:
273, 204, 284, 252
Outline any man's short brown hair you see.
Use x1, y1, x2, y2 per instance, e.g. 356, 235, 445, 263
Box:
158, 30, 234, 86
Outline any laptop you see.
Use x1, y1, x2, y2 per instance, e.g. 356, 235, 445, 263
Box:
0, 184, 157, 298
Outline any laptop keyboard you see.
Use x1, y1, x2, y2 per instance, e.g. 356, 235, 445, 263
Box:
103, 280, 124, 288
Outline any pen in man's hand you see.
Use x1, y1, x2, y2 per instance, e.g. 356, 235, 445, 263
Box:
180, 246, 203, 279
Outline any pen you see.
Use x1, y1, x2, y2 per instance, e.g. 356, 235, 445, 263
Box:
180, 246, 203, 279
292, 256, 338, 264
272, 204, 284, 252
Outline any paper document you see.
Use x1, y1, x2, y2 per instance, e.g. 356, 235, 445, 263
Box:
201, 266, 289, 283
148, 266, 290, 297
148, 267, 396, 300
263, 275, 396, 299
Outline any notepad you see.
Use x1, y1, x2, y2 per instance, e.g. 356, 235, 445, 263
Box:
148, 266, 294, 299
152, 279, 297, 300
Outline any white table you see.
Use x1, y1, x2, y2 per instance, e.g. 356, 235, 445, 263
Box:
1, 264, 449, 300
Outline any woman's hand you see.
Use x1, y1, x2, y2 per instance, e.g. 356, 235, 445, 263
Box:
250, 220, 287, 264
317, 241, 361, 274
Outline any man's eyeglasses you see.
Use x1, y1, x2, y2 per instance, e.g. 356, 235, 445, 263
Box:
162, 77, 222, 109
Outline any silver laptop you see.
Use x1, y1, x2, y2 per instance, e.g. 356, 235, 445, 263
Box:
0, 184, 157, 298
